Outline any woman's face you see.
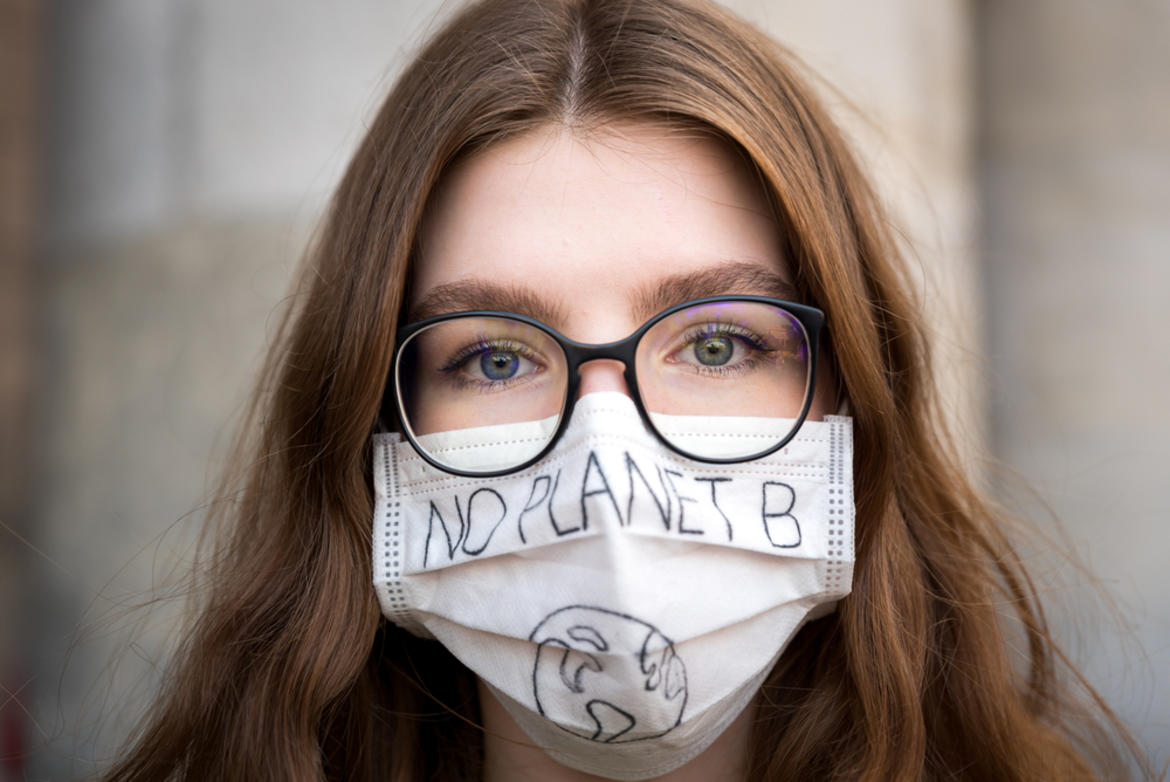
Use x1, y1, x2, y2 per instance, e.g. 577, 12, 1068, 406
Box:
409, 122, 833, 430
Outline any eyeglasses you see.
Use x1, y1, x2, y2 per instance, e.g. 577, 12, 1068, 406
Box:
383, 295, 824, 476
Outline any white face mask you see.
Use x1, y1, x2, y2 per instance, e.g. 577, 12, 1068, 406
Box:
372, 392, 854, 780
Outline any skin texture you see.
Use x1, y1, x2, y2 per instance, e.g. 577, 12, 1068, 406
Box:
413, 123, 833, 782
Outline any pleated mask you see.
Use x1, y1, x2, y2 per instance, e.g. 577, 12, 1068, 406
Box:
372, 391, 854, 780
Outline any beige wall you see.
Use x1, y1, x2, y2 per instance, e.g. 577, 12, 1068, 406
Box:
18, 1, 1165, 777
979, 0, 1170, 764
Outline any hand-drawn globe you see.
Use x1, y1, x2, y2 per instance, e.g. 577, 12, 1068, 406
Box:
529, 605, 688, 743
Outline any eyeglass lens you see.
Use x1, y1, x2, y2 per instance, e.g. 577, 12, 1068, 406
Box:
395, 300, 811, 473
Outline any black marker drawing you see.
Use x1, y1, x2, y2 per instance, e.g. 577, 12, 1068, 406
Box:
624, 452, 672, 530
529, 605, 688, 743
415, 450, 808, 567
761, 481, 801, 548
516, 474, 553, 544
546, 469, 580, 537
663, 468, 702, 535
423, 500, 463, 568
423, 489, 508, 566
580, 450, 623, 529
461, 487, 507, 555
694, 476, 733, 541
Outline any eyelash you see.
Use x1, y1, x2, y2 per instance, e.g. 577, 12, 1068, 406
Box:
440, 338, 542, 389
675, 322, 776, 375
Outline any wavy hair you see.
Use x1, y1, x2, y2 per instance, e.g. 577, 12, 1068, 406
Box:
103, 0, 1146, 779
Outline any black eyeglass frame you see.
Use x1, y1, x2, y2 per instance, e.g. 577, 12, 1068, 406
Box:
382, 295, 824, 477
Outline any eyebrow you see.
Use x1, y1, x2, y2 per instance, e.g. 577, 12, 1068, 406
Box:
406, 260, 798, 326
629, 261, 799, 322
408, 279, 567, 324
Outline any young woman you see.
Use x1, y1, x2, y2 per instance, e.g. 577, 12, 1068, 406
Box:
102, 0, 1146, 779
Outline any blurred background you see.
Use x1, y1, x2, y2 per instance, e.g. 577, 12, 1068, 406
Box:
2, 0, 1166, 778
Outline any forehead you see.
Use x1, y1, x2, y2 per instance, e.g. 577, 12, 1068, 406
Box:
411, 123, 792, 336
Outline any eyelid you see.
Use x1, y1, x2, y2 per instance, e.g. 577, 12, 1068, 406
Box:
677, 323, 772, 353
441, 337, 541, 372
682, 321, 759, 339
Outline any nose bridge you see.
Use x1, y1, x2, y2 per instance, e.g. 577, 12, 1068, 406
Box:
563, 337, 638, 370
567, 340, 637, 398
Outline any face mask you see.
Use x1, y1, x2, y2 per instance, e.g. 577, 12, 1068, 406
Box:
372, 392, 854, 780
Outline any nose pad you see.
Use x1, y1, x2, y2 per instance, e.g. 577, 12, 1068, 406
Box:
575, 358, 631, 399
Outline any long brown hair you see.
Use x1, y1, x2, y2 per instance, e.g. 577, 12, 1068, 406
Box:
102, 0, 1148, 779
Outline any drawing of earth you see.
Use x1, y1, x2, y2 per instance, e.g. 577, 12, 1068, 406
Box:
529, 605, 688, 743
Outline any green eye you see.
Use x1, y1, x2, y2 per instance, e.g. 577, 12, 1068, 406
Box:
694, 336, 733, 366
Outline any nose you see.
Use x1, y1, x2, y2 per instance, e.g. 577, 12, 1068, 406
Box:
576, 358, 631, 399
